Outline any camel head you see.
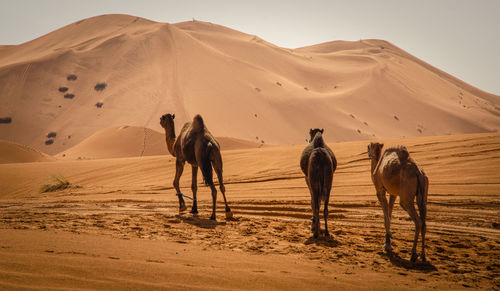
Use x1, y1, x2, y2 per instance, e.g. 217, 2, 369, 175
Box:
160, 113, 176, 138
309, 128, 324, 143
367, 142, 384, 160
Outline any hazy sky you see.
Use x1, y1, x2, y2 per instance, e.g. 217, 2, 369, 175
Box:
1, 0, 499, 95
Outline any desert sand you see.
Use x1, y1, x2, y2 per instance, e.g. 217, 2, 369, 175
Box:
0, 13, 499, 290
0, 14, 499, 155
1, 133, 499, 289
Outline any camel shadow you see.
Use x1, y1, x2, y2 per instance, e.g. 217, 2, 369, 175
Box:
379, 251, 437, 273
175, 214, 227, 229
304, 235, 340, 248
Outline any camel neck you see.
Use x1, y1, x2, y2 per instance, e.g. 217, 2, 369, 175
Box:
370, 154, 381, 174
164, 127, 176, 156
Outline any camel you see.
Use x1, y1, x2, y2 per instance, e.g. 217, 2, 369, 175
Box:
300, 129, 337, 238
367, 142, 429, 262
160, 113, 232, 220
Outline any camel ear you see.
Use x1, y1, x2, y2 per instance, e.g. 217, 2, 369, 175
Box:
309, 128, 313, 134
172, 114, 175, 119
320, 128, 324, 133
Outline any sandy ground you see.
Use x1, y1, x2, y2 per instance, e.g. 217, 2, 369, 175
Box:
1, 133, 499, 289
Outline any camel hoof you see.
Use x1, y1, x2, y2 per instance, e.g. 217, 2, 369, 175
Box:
383, 243, 392, 253
210, 214, 216, 220
421, 254, 426, 262
190, 208, 198, 214
325, 231, 330, 238
179, 205, 187, 212
313, 233, 319, 239
225, 210, 233, 219
410, 253, 418, 262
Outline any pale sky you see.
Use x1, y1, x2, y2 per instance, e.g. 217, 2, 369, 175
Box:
1, 0, 499, 95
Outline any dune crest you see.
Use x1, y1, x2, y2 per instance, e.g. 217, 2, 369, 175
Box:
0, 140, 54, 164
57, 125, 263, 160
0, 14, 498, 155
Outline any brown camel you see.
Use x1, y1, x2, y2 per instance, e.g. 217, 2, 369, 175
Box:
300, 129, 336, 238
367, 142, 429, 262
160, 113, 232, 220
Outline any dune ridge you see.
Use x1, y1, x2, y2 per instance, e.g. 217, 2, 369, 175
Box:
0, 139, 55, 164
56, 125, 264, 160
0, 14, 498, 156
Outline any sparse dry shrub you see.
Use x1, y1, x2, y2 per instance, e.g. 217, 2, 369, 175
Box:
40, 175, 71, 193
94, 82, 107, 91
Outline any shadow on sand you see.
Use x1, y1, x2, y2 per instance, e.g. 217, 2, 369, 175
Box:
304, 235, 341, 248
379, 251, 437, 273
175, 214, 227, 229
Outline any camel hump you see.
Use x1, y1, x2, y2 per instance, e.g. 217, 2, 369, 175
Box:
192, 114, 205, 132
312, 132, 325, 148
386, 145, 409, 161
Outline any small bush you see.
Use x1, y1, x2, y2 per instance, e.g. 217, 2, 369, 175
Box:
94, 82, 107, 91
45, 139, 54, 145
394, 115, 399, 121
276, 82, 282, 86
0, 117, 12, 124
58, 87, 68, 92
40, 175, 71, 193
64, 93, 75, 99
95, 102, 103, 108
67, 74, 77, 81
255, 87, 261, 92
47, 132, 57, 138
304, 87, 309, 91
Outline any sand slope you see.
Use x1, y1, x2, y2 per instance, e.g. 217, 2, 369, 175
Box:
0, 14, 498, 155
55, 125, 263, 159
0, 139, 55, 164
0, 133, 498, 289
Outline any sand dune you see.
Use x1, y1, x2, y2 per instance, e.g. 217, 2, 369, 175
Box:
0, 133, 498, 289
56, 125, 263, 159
0, 14, 498, 155
0, 139, 55, 164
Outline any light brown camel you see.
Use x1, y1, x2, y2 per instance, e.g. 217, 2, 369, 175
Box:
300, 129, 336, 238
160, 113, 232, 220
367, 142, 429, 262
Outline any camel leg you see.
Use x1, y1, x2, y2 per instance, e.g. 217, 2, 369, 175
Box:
174, 160, 186, 212
420, 212, 426, 262
417, 198, 427, 262
417, 174, 428, 262
312, 195, 320, 239
324, 196, 330, 237
403, 200, 421, 262
209, 184, 217, 220
190, 166, 198, 214
305, 177, 315, 231
306, 177, 317, 233
388, 195, 396, 222
376, 190, 392, 252
215, 168, 232, 219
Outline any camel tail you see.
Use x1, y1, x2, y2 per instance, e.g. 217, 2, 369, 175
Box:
416, 169, 428, 222
200, 141, 214, 186
308, 148, 333, 202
